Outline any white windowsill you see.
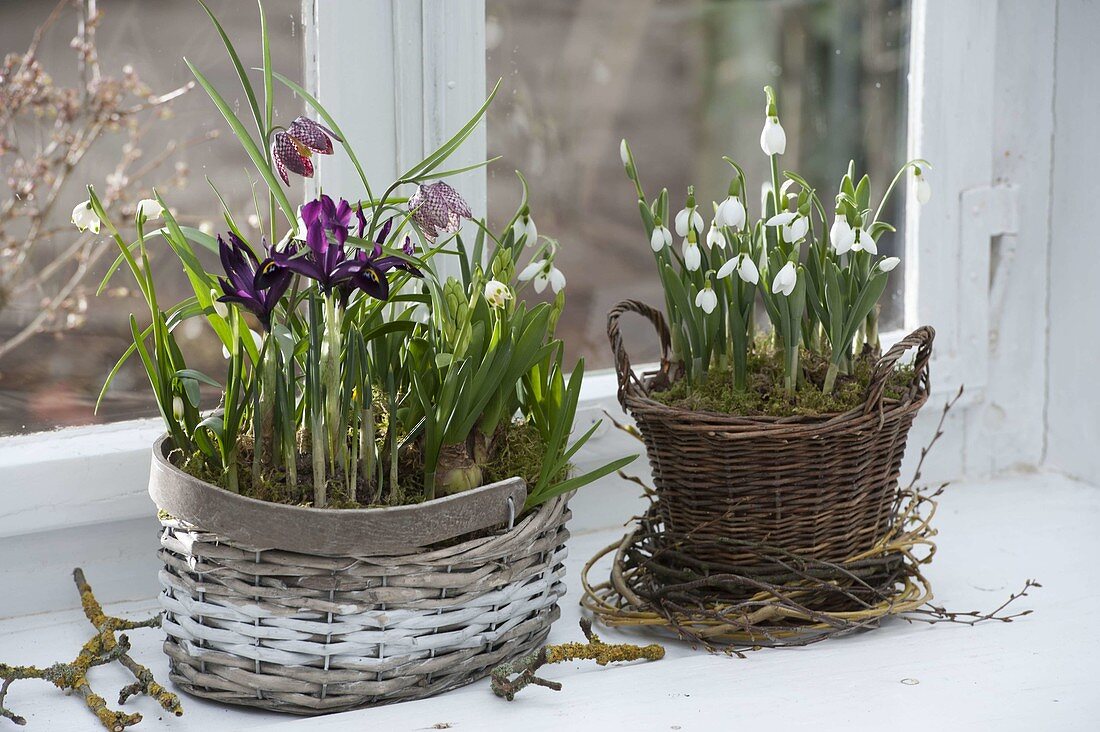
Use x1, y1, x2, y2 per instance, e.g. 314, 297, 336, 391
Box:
0, 470, 1095, 730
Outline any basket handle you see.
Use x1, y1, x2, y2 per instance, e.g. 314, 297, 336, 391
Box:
864, 326, 936, 415
607, 300, 672, 408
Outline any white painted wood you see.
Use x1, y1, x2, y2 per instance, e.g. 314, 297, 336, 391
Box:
1045, 0, 1100, 485
0, 472, 1094, 730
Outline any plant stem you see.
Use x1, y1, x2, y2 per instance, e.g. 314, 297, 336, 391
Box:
824, 361, 840, 393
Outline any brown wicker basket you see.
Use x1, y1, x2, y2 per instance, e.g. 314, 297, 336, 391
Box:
607, 300, 933, 590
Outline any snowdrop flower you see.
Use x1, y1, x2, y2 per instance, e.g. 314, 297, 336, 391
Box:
877, 256, 901, 273
71, 200, 101, 234
675, 206, 705, 237
914, 168, 932, 204
706, 222, 727, 249
695, 282, 718, 314
830, 216, 856, 255
682, 235, 701, 271
760, 115, 786, 156
484, 279, 513, 308
851, 227, 877, 255
771, 261, 797, 297
765, 211, 808, 243
518, 257, 566, 294
650, 223, 673, 252
172, 396, 185, 421
620, 139, 630, 167
512, 212, 538, 246
136, 198, 164, 221
717, 253, 759, 284
715, 196, 746, 230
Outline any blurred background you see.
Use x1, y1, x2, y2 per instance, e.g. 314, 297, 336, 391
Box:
0, 0, 908, 435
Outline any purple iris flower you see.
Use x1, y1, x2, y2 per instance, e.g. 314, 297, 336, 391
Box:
271, 194, 368, 294
216, 233, 291, 331
339, 212, 423, 302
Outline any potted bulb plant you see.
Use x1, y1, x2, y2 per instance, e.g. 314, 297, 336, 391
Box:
83, 3, 633, 715
609, 85, 934, 601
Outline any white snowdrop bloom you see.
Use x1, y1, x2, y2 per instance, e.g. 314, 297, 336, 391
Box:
851, 227, 878, 255
717, 254, 760, 285
518, 258, 566, 294
915, 171, 932, 204
830, 216, 856, 255
771, 261, 797, 297
716, 196, 746, 229
877, 256, 901, 273
136, 198, 164, 221
484, 279, 514, 308
675, 207, 705, 237
71, 200, 101, 234
765, 212, 796, 227
706, 222, 727, 249
512, 215, 538, 246
172, 396, 185, 421
620, 139, 630, 167
695, 285, 718, 314
760, 115, 787, 156
650, 224, 673, 252
765, 211, 807, 243
682, 238, 701, 271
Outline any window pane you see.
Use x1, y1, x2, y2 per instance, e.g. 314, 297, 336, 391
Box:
486, 0, 909, 369
0, 0, 304, 435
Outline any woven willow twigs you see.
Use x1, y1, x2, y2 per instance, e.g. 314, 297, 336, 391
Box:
156, 494, 572, 714
0, 569, 178, 731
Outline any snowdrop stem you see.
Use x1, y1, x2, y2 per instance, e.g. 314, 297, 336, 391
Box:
873, 158, 930, 224
823, 362, 840, 393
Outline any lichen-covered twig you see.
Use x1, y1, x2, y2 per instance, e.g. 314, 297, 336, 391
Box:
0, 568, 179, 730
491, 618, 664, 700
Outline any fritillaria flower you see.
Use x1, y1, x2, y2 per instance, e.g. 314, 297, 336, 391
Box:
771, 261, 798, 297
270, 116, 342, 185
877, 256, 901, 273
71, 200, 101, 233
717, 253, 759, 284
216, 232, 292, 330
408, 181, 473, 241
484, 279, 513, 308
694, 282, 718, 314
650, 223, 673, 252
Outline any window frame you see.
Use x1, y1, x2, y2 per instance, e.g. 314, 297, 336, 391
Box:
0, 0, 1011, 540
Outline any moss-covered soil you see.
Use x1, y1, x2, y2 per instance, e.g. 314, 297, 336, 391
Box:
649, 346, 914, 417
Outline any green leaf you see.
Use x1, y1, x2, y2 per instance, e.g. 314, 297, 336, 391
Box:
197, 0, 264, 140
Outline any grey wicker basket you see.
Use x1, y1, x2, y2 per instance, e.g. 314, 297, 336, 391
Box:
148, 436, 570, 715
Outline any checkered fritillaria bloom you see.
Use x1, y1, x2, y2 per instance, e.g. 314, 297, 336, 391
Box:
408, 181, 473, 241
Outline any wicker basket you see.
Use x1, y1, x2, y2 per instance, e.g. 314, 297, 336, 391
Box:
607, 300, 933, 589
147, 436, 570, 715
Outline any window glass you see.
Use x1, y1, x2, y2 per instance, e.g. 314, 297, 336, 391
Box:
486, 0, 909, 368
0, 0, 304, 434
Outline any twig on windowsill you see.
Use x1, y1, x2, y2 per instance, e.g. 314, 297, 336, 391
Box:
0, 568, 178, 731
490, 618, 664, 701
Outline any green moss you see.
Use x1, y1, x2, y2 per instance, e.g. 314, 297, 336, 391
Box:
650, 345, 915, 417
483, 420, 571, 489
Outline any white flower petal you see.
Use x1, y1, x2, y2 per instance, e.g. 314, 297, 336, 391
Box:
760, 116, 787, 155
662, 226, 673, 247
695, 288, 718, 314
772, 262, 797, 296
512, 218, 525, 242
136, 198, 164, 221
706, 225, 726, 249
484, 279, 513, 307
691, 210, 704, 232
783, 215, 808, 242
853, 228, 877, 255
525, 217, 538, 246
533, 273, 549, 293
765, 212, 796, 227
650, 227, 667, 252
830, 217, 855, 254
620, 139, 630, 167
877, 256, 901, 273
916, 177, 932, 204
518, 260, 543, 281
719, 197, 746, 229
675, 208, 691, 237
682, 241, 701, 271
71, 200, 101, 233
738, 256, 759, 284
716, 258, 738, 279
549, 266, 566, 293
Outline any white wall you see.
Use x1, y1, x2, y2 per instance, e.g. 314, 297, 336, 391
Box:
1045, 0, 1100, 484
